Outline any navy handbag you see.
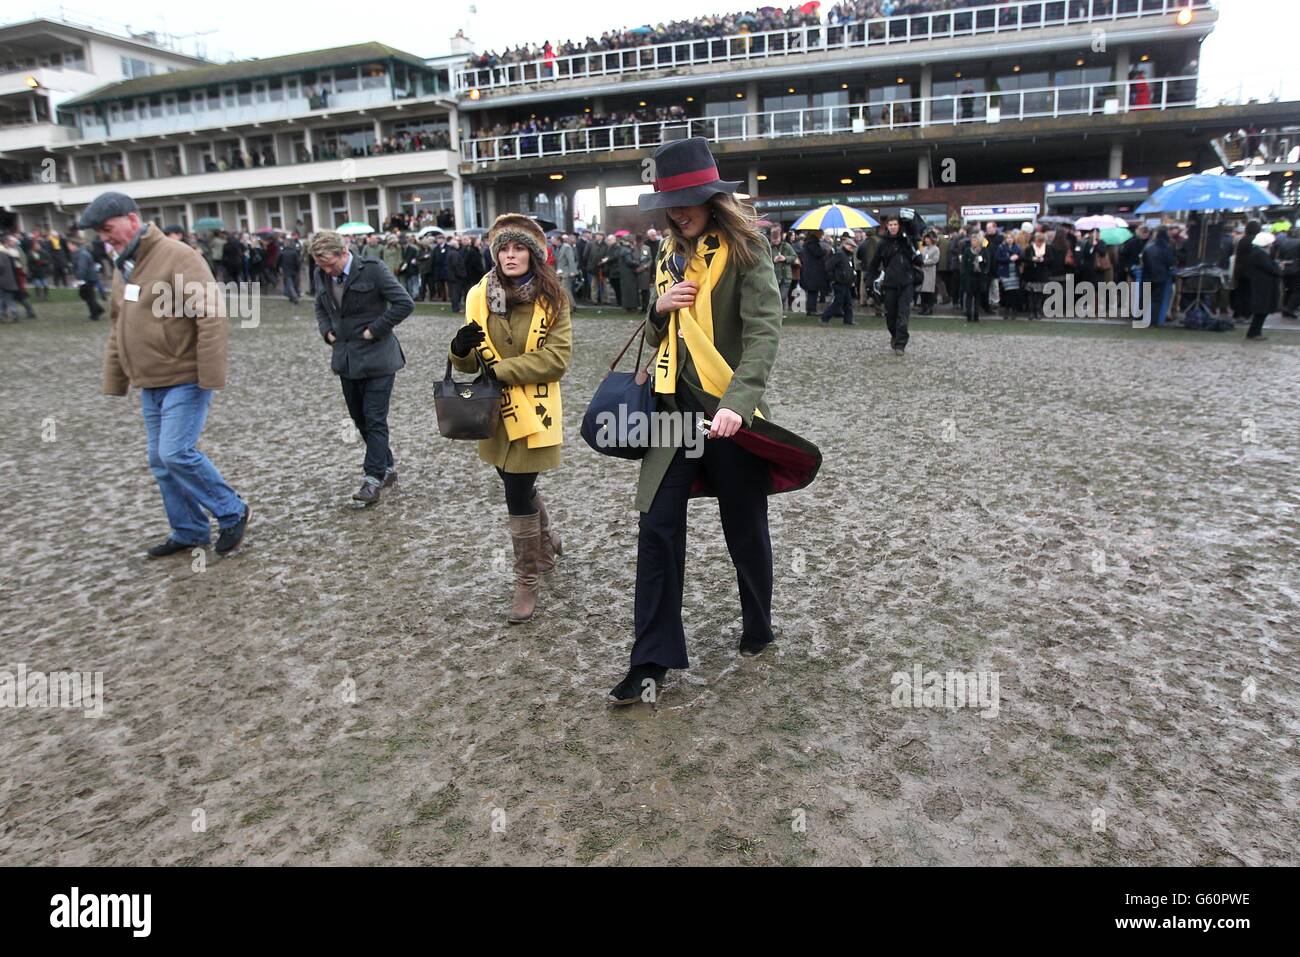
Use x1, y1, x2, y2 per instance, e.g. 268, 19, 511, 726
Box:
580, 319, 656, 459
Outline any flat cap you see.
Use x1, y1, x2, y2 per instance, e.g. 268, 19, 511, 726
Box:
78, 191, 139, 230
163, 224, 185, 236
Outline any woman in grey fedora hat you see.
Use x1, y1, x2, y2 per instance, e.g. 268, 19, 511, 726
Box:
608, 137, 787, 705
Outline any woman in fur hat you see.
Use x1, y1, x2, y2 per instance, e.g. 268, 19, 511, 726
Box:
449, 214, 573, 624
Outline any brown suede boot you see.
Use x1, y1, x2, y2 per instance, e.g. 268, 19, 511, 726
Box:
507, 512, 542, 624
532, 491, 562, 573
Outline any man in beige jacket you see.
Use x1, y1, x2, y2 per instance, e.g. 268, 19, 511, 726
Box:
87, 191, 251, 557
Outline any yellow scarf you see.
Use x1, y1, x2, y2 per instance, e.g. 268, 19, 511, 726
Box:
652, 233, 762, 418
464, 279, 563, 449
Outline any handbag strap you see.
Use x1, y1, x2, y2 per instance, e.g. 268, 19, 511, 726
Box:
443, 349, 492, 383
607, 319, 647, 372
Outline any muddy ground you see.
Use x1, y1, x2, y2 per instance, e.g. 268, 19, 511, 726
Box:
1, 296, 1296, 866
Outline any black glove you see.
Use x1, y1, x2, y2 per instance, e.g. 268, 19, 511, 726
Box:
450, 321, 485, 357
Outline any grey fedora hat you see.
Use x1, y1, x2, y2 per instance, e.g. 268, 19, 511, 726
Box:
639, 137, 742, 211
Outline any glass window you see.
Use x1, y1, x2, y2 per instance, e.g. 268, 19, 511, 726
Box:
335, 67, 359, 93
268, 78, 283, 102
237, 82, 252, 107
360, 63, 388, 90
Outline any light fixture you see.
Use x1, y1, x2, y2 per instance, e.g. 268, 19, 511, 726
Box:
896, 77, 905, 84
25, 75, 40, 88
549, 173, 564, 180
858, 167, 871, 175
787, 87, 795, 93
1140, 54, 1150, 62
686, 95, 694, 102
954, 71, 962, 79
1176, 8, 1193, 25
638, 100, 646, 107
1013, 64, 1021, 73
469, 88, 481, 100
735, 91, 744, 99
412, 196, 421, 203
1021, 166, 1036, 174
1076, 57, 1085, 66
1286, 170, 1294, 178
756, 174, 767, 181
840, 178, 853, 184
840, 83, 848, 89
1176, 160, 1193, 168
583, 107, 591, 113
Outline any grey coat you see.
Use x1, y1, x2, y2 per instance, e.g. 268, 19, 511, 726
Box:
315, 254, 414, 379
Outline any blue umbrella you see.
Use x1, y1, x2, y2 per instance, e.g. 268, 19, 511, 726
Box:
630, 25, 654, 34
1136, 174, 1283, 214
792, 202, 879, 232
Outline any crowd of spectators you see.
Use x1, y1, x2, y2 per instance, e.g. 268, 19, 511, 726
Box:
462, 0, 1171, 81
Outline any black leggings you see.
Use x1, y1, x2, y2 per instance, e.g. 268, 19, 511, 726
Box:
496, 468, 538, 515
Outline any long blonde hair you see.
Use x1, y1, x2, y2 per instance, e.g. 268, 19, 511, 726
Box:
661, 192, 765, 272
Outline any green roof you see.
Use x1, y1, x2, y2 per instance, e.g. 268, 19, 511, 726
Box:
63, 42, 432, 107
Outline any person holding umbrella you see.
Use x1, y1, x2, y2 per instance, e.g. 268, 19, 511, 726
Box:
609, 137, 788, 705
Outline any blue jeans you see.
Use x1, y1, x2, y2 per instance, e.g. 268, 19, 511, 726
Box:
141, 383, 245, 544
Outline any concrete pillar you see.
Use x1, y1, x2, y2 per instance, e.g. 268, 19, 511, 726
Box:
177, 144, 189, 175
237, 134, 247, 166
919, 64, 933, 127
596, 175, 607, 232
377, 185, 390, 228
485, 183, 498, 222
244, 196, 255, 232
1108, 141, 1124, 178
449, 106, 460, 150
452, 173, 465, 230
120, 149, 130, 180
373, 118, 384, 147
66, 155, 78, 185
184, 201, 194, 231
1116, 47, 1131, 112
917, 154, 931, 189
747, 162, 759, 196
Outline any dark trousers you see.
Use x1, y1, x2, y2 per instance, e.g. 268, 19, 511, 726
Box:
803, 287, 824, 315
884, 284, 912, 345
448, 281, 465, 312
632, 439, 774, 670
1247, 313, 1268, 338
79, 282, 103, 319
340, 373, 395, 479
1283, 273, 1300, 314
821, 282, 854, 324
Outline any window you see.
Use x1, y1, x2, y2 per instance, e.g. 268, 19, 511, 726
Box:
268, 78, 283, 102
334, 66, 359, 93
120, 56, 156, 79
222, 86, 237, 109
177, 92, 191, 115
254, 81, 269, 103
149, 95, 162, 118
360, 63, 388, 90
163, 95, 177, 116
267, 196, 283, 229
237, 82, 252, 107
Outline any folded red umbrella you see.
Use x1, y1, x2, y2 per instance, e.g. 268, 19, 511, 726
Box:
690, 416, 822, 498
800, 1, 821, 13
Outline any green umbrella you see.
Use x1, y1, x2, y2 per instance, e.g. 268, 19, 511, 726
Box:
336, 221, 375, 236
1100, 227, 1133, 245
194, 217, 224, 231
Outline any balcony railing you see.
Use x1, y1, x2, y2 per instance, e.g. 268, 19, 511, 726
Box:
454, 0, 1213, 94
461, 75, 1206, 163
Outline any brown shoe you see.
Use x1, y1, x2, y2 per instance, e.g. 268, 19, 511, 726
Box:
532, 491, 562, 573
507, 512, 542, 624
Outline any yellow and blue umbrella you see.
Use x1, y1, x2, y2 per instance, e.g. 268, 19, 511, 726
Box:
792, 202, 878, 233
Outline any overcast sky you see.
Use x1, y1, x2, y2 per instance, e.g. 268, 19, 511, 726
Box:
20, 1, 1294, 102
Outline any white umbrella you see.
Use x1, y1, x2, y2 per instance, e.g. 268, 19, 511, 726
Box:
1075, 215, 1128, 231
417, 225, 443, 237
336, 221, 375, 236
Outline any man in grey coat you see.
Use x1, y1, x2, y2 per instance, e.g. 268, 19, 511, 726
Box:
310, 229, 414, 505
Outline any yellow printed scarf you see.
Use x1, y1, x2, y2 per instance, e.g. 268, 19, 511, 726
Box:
652, 233, 762, 419
464, 279, 563, 449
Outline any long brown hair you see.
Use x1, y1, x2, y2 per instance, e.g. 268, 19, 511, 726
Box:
662, 192, 766, 271
497, 247, 567, 318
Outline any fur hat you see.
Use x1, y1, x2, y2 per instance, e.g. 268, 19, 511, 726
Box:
488, 213, 547, 268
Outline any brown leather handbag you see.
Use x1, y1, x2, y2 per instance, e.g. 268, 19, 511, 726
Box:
434, 351, 502, 440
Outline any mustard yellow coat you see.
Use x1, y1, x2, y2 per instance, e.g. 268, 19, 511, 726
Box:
449, 297, 573, 472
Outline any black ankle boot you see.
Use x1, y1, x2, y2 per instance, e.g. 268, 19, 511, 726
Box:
608, 663, 667, 705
